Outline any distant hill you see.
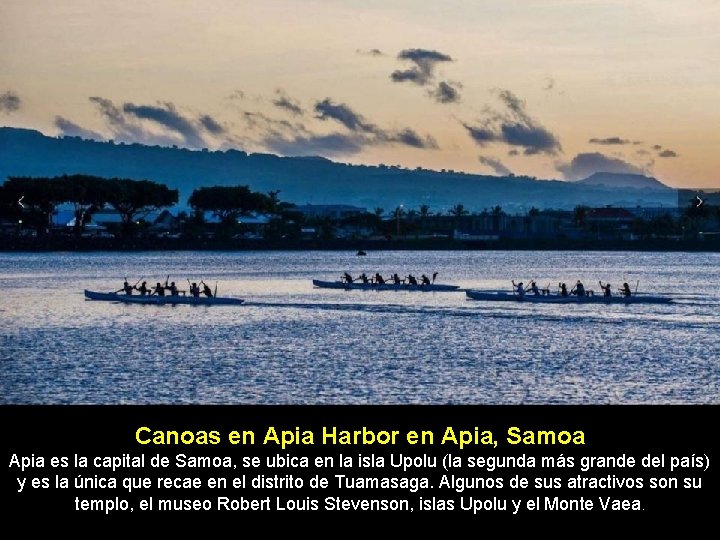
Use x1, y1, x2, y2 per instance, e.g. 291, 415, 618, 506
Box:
0, 127, 678, 212
575, 172, 670, 191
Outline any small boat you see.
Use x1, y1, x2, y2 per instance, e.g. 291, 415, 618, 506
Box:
465, 290, 672, 304
312, 279, 460, 292
356, 250, 367, 256
84, 290, 244, 305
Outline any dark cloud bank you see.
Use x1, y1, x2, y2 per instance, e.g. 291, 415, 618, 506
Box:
272, 90, 304, 116
478, 156, 512, 176
390, 48, 460, 104
556, 152, 645, 180
0, 91, 21, 113
54, 116, 104, 141
589, 136, 630, 145
462, 90, 561, 155
248, 97, 437, 157
54, 97, 228, 148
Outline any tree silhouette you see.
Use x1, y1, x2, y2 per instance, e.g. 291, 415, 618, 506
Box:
491, 205, 504, 233
573, 205, 589, 227
3, 177, 72, 235
106, 178, 178, 235
449, 204, 468, 217
63, 175, 111, 235
188, 185, 269, 225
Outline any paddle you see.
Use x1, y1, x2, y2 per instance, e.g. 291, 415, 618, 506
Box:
214, 281, 218, 298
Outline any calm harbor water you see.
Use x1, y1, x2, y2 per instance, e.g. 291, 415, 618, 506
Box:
1, 250, 718, 404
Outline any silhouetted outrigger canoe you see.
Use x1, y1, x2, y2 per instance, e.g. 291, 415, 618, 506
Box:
84, 289, 244, 305
465, 290, 672, 304
84, 290, 120, 301
312, 279, 460, 292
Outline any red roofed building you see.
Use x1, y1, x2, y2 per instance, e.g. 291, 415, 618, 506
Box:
586, 207, 636, 223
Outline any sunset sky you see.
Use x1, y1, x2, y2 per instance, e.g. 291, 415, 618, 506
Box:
1, 0, 718, 187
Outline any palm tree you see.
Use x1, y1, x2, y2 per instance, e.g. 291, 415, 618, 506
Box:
492, 205, 504, 233
574, 205, 589, 227
449, 204, 468, 217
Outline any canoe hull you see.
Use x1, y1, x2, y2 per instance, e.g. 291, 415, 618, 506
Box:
118, 295, 244, 305
465, 290, 672, 304
84, 290, 243, 305
313, 279, 459, 292
84, 290, 120, 301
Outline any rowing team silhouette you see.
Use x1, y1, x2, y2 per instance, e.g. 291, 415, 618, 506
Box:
342, 272, 438, 286
512, 279, 633, 298
117, 279, 214, 298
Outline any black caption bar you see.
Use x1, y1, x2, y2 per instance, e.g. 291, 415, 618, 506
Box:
3, 405, 717, 523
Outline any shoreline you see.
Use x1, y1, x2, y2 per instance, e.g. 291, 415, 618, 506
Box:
1, 237, 719, 252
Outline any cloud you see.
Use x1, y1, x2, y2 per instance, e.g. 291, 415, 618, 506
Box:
658, 149, 678, 158
227, 90, 245, 101
0, 91, 21, 113
500, 123, 558, 155
543, 77, 555, 91
263, 126, 436, 157
508, 149, 519, 156
89, 96, 163, 144
589, 137, 630, 145
54, 116, 105, 140
636, 149, 650, 155
313, 98, 437, 149
89, 96, 228, 148
238, 110, 364, 156
556, 152, 645, 180
241, 110, 296, 133
391, 48, 453, 86
462, 123, 498, 145
122, 102, 206, 148
652, 144, 662, 150
388, 128, 438, 149
462, 89, 561, 155
314, 98, 375, 132
239, 97, 437, 156
264, 132, 365, 157
198, 114, 226, 135
478, 156, 512, 176
272, 90, 304, 116
357, 48, 384, 56
429, 81, 461, 103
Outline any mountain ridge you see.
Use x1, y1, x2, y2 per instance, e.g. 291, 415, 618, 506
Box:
0, 127, 676, 212
575, 172, 668, 191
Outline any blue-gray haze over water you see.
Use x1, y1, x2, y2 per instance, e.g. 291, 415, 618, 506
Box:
1, 250, 718, 404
